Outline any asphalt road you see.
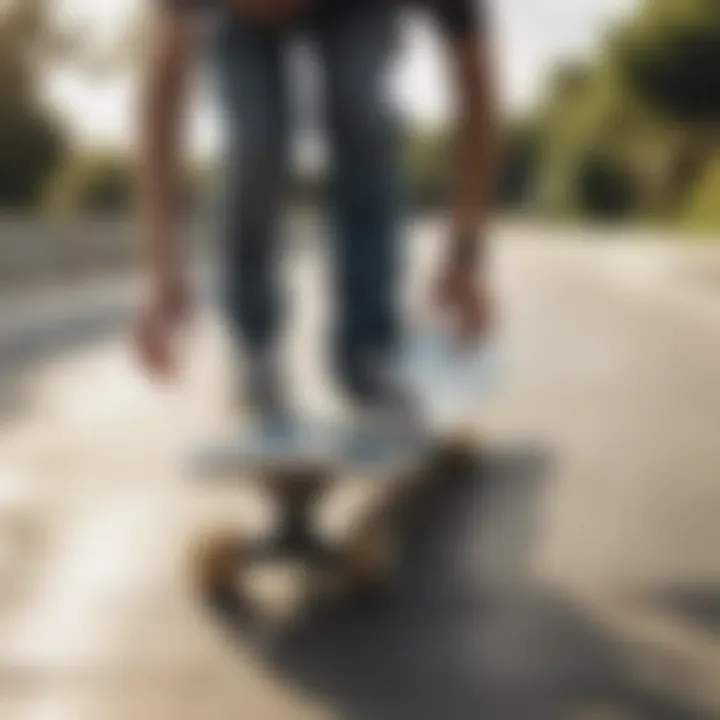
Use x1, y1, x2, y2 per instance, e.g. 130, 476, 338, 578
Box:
1, 221, 719, 719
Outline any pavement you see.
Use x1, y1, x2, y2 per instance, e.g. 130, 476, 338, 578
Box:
0, 220, 719, 719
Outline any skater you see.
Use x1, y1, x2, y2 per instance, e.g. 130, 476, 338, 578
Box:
134, 0, 498, 420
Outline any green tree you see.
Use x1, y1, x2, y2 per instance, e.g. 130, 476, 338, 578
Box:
522, 0, 719, 227
683, 155, 720, 231
531, 60, 644, 218
619, 0, 720, 124
0, 1, 70, 207
44, 150, 210, 217
402, 129, 451, 209
497, 119, 541, 209
618, 0, 720, 224
44, 152, 135, 216
0, 0, 139, 208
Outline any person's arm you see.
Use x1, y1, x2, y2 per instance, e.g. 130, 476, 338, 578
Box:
134, 5, 197, 379
446, 31, 498, 268
432, 0, 499, 342
138, 5, 196, 291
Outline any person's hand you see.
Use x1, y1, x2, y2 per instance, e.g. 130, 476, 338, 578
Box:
433, 259, 493, 347
133, 270, 193, 381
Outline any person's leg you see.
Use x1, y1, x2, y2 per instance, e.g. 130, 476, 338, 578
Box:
212, 20, 291, 416
213, 19, 290, 363
314, 7, 404, 404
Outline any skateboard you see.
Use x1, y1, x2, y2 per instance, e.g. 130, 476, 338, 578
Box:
188, 419, 480, 628
188, 332, 496, 629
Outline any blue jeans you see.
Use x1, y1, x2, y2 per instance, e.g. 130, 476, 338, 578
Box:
212, 6, 401, 398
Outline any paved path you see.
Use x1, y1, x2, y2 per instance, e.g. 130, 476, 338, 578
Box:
1, 223, 719, 719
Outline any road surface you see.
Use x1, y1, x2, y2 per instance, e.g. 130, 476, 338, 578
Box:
1, 221, 719, 719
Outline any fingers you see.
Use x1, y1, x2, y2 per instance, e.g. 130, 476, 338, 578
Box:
435, 276, 492, 350
132, 275, 193, 381
133, 309, 177, 381
162, 279, 194, 325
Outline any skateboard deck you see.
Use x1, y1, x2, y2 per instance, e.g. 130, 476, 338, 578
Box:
190, 416, 431, 477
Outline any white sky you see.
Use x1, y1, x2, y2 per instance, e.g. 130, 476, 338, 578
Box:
46, 0, 637, 158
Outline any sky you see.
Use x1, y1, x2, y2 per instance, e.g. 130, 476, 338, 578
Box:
47, 0, 637, 158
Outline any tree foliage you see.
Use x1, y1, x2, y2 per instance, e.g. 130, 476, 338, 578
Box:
0, 1, 70, 207
514, 0, 720, 230
44, 152, 135, 216
0, 0, 142, 208
44, 151, 210, 217
619, 0, 720, 124
683, 155, 720, 231
402, 130, 451, 208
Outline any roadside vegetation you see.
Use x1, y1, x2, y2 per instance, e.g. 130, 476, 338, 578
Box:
0, 0, 717, 232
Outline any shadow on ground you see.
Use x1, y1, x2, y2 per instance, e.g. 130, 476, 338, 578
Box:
650, 585, 720, 636
219, 447, 708, 720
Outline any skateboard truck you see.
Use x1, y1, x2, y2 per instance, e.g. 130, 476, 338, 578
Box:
255, 470, 338, 566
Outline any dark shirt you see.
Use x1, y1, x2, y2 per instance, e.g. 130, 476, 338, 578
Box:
164, 0, 484, 38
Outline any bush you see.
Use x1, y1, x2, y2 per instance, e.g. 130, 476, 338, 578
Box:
576, 152, 638, 220
44, 151, 132, 216
498, 120, 540, 209
402, 130, 450, 209
683, 157, 720, 232
0, 104, 68, 208
619, 3, 720, 125
44, 151, 209, 217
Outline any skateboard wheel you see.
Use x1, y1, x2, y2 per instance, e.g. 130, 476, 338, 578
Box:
188, 528, 248, 615
435, 434, 481, 477
341, 523, 398, 598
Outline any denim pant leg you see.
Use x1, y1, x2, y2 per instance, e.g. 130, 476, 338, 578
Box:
315, 8, 403, 390
213, 21, 289, 356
